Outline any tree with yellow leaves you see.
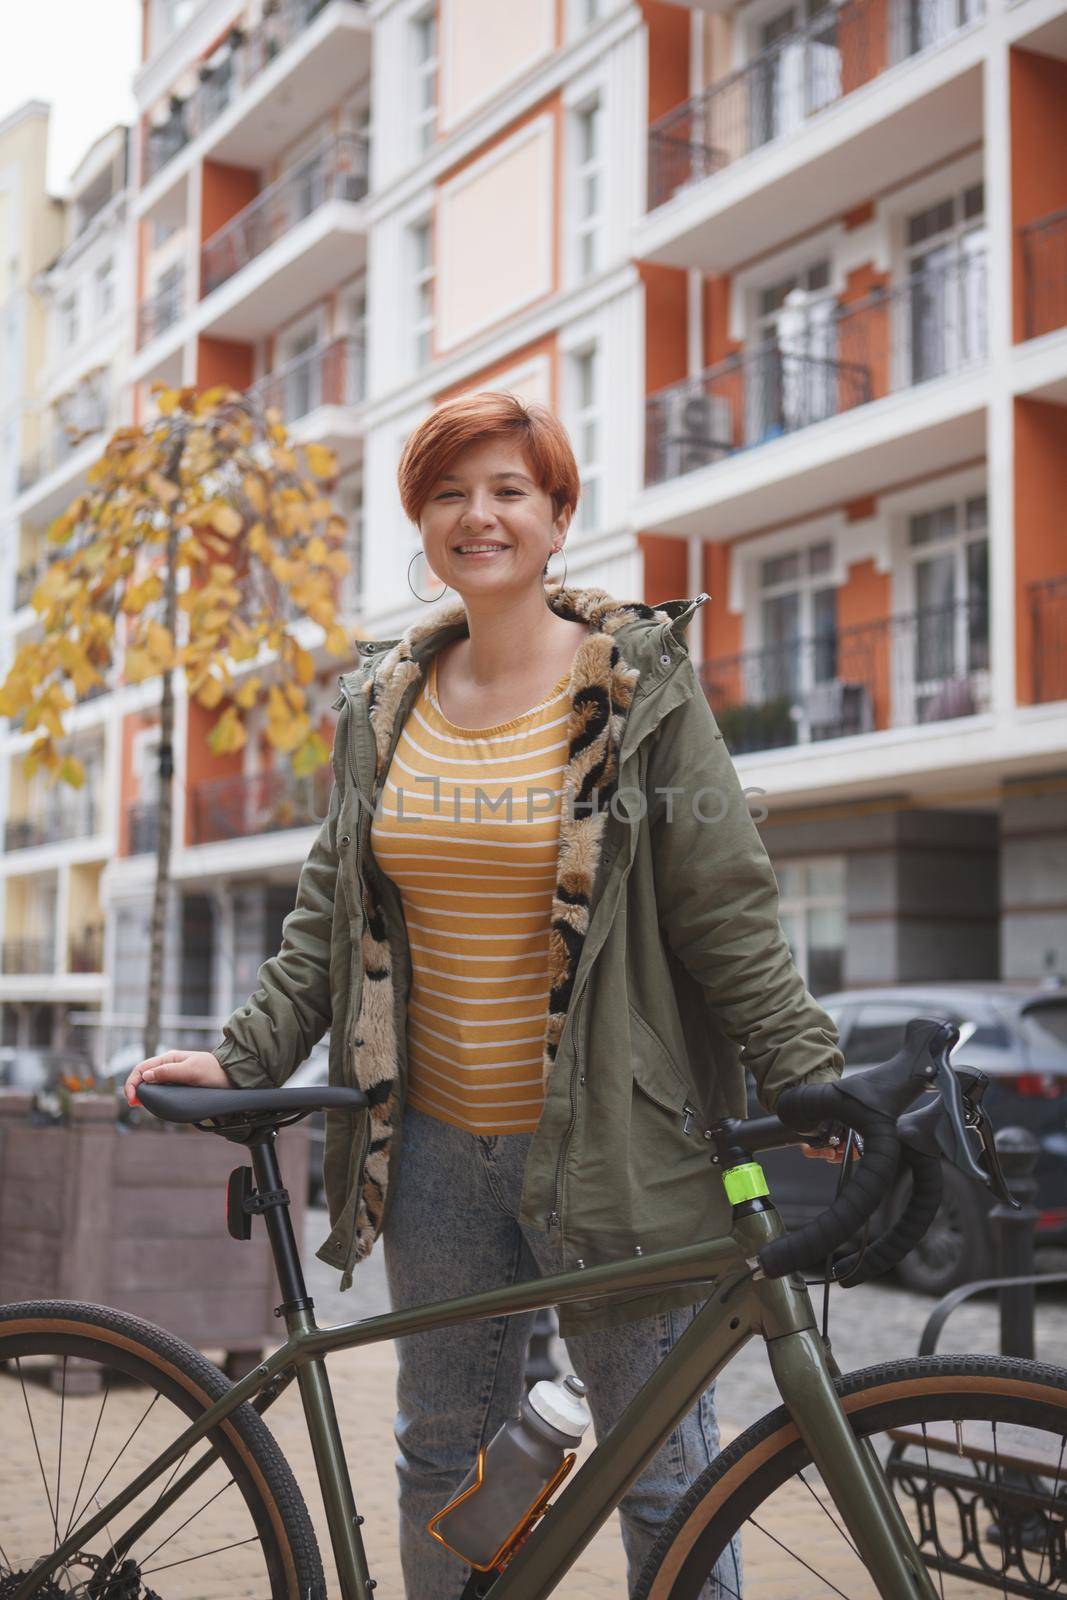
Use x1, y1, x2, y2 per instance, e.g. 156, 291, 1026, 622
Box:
0, 382, 357, 1060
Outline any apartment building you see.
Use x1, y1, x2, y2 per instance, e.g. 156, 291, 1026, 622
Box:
1, 0, 1065, 1075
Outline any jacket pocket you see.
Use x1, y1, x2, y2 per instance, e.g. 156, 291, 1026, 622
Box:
628, 1006, 697, 1119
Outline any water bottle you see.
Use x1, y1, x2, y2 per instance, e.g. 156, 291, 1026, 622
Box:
429, 1374, 591, 1570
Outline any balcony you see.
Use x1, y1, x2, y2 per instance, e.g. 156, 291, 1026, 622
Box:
0, 939, 56, 977
69, 925, 105, 974
198, 134, 369, 339
191, 767, 332, 847
1021, 206, 1067, 343
641, 253, 987, 534
126, 801, 160, 856
136, 269, 185, 351
701, 596, 990, 757
139, 1, 370, 209
4, 799, 99, 853
639, 0, 982, 274
251, 334, 365, 422
1029, 574, 1067, 705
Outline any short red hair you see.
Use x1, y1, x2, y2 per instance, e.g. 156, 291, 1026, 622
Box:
397, 391, 581, 526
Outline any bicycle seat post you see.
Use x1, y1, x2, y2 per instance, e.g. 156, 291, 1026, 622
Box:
248, 1129, 315, 1332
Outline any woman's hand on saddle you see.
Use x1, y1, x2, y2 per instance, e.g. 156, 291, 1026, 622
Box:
124, 1049, 229, 1107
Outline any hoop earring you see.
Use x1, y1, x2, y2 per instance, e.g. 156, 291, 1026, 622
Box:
407, 549, 447, 603
544, 545, 568, 589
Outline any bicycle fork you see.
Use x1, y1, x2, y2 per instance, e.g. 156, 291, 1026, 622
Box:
756, 1272, 939, 1600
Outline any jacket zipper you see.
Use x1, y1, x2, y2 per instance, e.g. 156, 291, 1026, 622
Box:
548, 993, 587, 1231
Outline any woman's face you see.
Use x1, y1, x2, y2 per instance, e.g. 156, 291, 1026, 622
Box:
418, 436, 570, 600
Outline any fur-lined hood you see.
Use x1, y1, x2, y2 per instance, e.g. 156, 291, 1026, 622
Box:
337, 584, 708, 1267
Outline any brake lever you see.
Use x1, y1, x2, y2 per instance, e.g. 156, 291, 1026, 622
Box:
899, 1062, 1021, 1207
949, 1066, 1019, 1207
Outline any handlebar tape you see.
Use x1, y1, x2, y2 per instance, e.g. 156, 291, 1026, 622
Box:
832, 1143, 943, 1288
757, 1081, 900, 1280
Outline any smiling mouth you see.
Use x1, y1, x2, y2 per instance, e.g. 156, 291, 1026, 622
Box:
453, 543, 509, 554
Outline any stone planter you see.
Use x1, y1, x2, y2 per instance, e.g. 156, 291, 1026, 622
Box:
0, 1091, 308, 1379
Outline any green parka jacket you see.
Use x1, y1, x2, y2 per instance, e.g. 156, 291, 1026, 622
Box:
212, 585, 843, 1334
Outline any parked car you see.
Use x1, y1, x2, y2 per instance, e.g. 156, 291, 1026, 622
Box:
758, 981, 1067, 1295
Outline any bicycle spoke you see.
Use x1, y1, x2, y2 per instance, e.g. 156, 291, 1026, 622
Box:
62, 1373, 111, 1543
140, 1532, 259, 1576
921, 1422, 946, 1600
65, 1391, 160, 1540
1036, 1432, 1066, 1591
991, 1420, 1009, 1600
748, 1515, 857, 1599
137, 1475, 237, 1568
796, 1468, 860, 1558
54, 1356, 66, 1554
16, 1357, 60, 1548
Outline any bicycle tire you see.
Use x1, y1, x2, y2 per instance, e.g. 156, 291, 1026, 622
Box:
634, 1353, 1067, 1599
0, 1299, 325, 1598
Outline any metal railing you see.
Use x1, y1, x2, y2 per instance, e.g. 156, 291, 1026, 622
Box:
201, 132, 369, 296
1021, 205, 1067, 342
250, 334, 365, 422
143, 0, 365, 184
646, 252, 986, 485
699, 596, 990, 755
69, 925, 105, 974
127, 801, 160, 856
1029, 573, 1067, 704
16, 395, 111, 495
648, 0, 983, 209
4, 800, 100, 852
191, 766, 333, 846
136, 270, 185, 349
0, 938, 57, 976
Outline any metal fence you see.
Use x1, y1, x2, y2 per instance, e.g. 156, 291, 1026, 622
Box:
191, 766, 333, 846
136, 270, 185, 349
250, 333, 365, 422
4, 800, 99, 852
0, 939, 56, 976
201, 131, 370, 296
648, 0, 982, 209
68, 925, 105, 974
699, 596, 991, 755
646, 252, 986, 485
1021, 205, 1067, 342
126, 801, 160, 856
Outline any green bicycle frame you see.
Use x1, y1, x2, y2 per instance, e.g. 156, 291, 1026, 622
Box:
15, 1174, 938, 1600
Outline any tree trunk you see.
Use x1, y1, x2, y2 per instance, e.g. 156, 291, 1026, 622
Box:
143, 524, 179, 1061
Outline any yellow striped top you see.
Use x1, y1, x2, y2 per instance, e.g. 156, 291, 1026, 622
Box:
369, 653, 571, 1135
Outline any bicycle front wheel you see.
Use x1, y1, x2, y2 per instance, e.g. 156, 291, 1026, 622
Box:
0, 1300, 325, 1599
635, 1354, 1067, 1599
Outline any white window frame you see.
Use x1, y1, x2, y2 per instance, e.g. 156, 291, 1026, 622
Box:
776, 855, 847, 995
565, 342, 603, 535
59, 293, 79, 350
566, 89, 606, 286
95, 257, 116, 319
409, 214, 434, 371
411, 4, 438, 157
899, 489, 990, 720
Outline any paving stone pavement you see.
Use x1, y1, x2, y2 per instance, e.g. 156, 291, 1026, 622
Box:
0, 1211, 1063, 1598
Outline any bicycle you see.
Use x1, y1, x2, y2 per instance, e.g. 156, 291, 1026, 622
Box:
2, 1017, 1064, 1599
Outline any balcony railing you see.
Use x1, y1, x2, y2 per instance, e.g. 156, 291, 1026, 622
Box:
1, 939, 57, 977
127, 801, 160, 855
1029, 574, 1067, 705
4, 800, 99, 852
700, 597, 990, 755
136, 270, 185, 349
648, 0, 982, 210
250, 334, 365, 423
143, 0, 365, 185
646, 252, 986, 485
16, 395, 111, 495
69, 925, 105, 974
200, 133, 369, 297
191, 766, 333, 846
1021, 206, 1067, 342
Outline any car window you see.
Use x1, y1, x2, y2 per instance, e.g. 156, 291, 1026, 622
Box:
842, 1003, 950, 1067
1018, 1001, 1067, 1071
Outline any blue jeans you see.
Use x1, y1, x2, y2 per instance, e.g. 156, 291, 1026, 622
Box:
382, 1104, 742, 1599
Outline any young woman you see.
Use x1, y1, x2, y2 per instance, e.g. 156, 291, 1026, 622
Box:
126, 392, 844, 1600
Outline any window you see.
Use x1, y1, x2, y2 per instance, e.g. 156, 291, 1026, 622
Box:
412, 6, 438, 155
907, 491, 989, 720
904, 183, 986, 381
568, 344, 602, 533
336, 469, 364, 609
747, 0, 839, 144
60, 294, 79, 349
776, 856, 846, 995
410, 216, 434, 369
569, 94, 605, 282
749, 259, 835, 436
95, 258, 115, 318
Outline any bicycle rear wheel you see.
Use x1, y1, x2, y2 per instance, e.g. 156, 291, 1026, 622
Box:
635, 1354, 1067, 1599
0, 1300, 325, 1599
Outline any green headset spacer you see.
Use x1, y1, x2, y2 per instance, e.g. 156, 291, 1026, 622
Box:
722, 1162, 770, 1206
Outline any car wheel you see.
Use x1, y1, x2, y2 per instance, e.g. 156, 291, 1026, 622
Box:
893, 1164, 993, 1296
